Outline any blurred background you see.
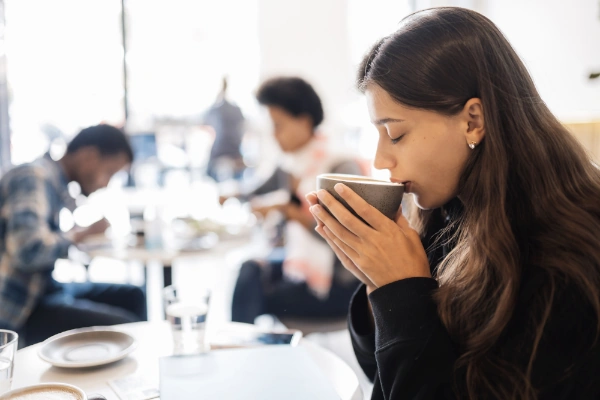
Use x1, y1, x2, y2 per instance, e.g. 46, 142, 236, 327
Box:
0, 0, 598, 319
0, 1, 598, 395
1, 0, 598, 172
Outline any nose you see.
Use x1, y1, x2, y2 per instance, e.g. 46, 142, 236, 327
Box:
373, 139, 395, 171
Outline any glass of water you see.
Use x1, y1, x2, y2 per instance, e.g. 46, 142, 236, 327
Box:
163, 285, 210, 355
0, 330, 18, 394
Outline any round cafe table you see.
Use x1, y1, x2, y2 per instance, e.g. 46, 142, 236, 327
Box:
79, 232, 252, 288
11, 321, 362, 400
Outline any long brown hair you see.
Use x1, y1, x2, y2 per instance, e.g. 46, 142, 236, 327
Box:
357, 7, 600, 399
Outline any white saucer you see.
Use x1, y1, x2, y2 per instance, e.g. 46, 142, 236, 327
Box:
38, 327, 137, 368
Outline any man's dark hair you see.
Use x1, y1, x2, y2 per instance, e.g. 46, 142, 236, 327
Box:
67, 124, 134, 162
256, 77, 324, 128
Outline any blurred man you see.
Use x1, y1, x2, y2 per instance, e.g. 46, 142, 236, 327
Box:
203, 77, 246, 181
0, 124, 146, 346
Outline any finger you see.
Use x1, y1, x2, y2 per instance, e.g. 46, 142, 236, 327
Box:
305, 192, 325, 227
305, 192, 319, 207
322, 225, 360, 261
310, 203, 362, 250
316, 189, 372, 238
333, 183, 393, 231
318, 226, 373, 286
310, 206, 326, 227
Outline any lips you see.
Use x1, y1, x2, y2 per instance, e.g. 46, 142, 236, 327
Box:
390, 178, 411, 193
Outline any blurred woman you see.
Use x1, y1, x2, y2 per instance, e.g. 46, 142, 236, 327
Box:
232, 77, 363, 324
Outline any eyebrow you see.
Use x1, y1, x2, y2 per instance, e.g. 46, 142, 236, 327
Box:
372, 118, 405, 125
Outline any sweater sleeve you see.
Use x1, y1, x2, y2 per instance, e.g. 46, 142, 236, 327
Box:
369, 278, 457, 399
351, 265, 600, 399
349, 278, 458, 399
349, 284, 378, 381
4, 174, 72, 273
240, 167, 291, 200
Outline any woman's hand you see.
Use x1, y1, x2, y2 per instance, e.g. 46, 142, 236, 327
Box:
307, 184, 431, 290
306, 191, 378, 294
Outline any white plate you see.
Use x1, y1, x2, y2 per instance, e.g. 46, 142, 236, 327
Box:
38, 327, 137, 368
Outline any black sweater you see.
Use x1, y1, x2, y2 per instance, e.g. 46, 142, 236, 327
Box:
349, 202, 600, 399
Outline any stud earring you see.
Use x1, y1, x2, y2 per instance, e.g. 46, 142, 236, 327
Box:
468, 141, 477, 149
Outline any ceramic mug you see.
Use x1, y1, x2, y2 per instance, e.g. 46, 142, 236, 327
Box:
316, 174, 404, 222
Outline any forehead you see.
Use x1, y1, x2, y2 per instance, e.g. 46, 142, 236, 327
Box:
267, 105, 293, 121
365, 85, 411, 120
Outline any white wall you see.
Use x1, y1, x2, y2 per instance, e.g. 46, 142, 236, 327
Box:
257, 0, 355, 134
257, 0, 600, 126
418, 0, 600, 120
483, 0, 600, 121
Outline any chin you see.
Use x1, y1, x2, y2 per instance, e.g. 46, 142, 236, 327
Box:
411, 193, 446, 211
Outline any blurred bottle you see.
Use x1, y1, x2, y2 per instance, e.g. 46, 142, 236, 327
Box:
143, 204, 164, 250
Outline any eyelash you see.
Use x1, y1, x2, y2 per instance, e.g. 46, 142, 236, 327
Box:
390, 134, 405, 144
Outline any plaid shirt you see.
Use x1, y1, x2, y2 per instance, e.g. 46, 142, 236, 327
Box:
0, 154, 75, 330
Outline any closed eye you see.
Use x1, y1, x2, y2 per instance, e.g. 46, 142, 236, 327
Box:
390, 135, 405, 144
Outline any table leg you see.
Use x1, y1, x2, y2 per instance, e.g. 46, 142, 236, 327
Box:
163, 265, 173, 287
142, 263, 150, 319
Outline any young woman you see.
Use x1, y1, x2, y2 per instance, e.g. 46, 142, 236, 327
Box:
307, 7, 600, 399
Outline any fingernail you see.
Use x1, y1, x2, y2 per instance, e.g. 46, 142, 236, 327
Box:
316, 190, 326, 200
334, 183, 345, 193
311, 205, 322, 214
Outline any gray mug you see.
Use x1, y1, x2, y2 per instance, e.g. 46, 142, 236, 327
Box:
316, 174, 404, 223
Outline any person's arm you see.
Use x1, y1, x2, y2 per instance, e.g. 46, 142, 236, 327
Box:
349, 278, 457, 399
354, 271, 600, 400
367, 278, 457, 399
243, 167, 290, 199
220, 168, 290, 205
348, 284, 378, 381
311, 181, 458, 398
3, 175, 72, 273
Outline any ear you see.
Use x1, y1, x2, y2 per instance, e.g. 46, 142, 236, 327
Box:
462, 98, 485, 147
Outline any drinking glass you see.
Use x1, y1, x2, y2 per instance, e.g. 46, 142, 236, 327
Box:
0, 330, 18, 394
163, 285, 210, 355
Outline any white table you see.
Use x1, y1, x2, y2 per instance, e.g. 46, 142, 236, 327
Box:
80, 233, 254, 288
12, 321, 361, 400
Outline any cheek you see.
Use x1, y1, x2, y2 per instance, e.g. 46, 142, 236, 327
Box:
274, 131, 286, 145
276, 133, 290, 148
83, 169, 95, 186
410, 128, 468, 207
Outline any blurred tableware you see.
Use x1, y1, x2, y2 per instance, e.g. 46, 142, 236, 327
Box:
0, 382, 105, 400
38, 327, 137, 368
76, 233, 113, 251
0, 330, 18, 395
163, 286, 211, 355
